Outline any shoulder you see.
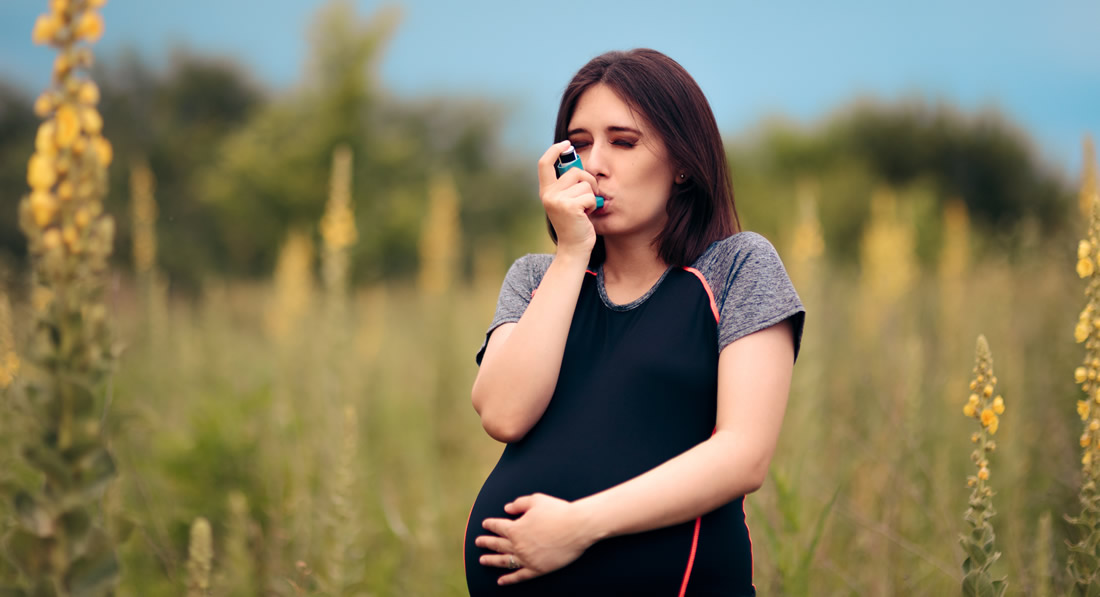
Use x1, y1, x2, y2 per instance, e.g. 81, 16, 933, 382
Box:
500, 253, 554, 294
690, 232, 785, 290
506, 253, 553, 281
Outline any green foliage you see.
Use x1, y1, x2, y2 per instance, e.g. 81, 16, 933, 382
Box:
749, 471, 840, 595
729, 100, 1072, 263
1067, 482, 1100, 594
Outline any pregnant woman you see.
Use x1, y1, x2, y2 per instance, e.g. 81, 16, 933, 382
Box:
464, 48, 805, 596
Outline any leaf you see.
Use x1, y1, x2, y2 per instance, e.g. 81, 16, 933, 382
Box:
59, 507, 92, 555
798, 483, 841, 573
2, 527, 51, 577
14, 492, 53, 537
65, 551, 120, 597
962, 569, 995, 597
22, 445, 71, 489
72, 448, 116, 499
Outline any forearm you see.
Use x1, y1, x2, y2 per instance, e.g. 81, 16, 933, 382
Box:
471, 250, 590, 442
573, 430, 771, 540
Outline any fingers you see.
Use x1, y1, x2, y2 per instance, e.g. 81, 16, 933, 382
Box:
481, 517, 512, 537
538, 142, 599, 198
537, 140, 572, 189
474, 534, 512, 554
498, 567, 541, 586
478, 552, 519, 569
504, 494, 535, 514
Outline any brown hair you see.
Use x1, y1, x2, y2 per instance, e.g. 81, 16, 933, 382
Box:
548, 48, 740, 267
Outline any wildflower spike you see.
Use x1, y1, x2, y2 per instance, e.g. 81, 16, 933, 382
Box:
1070, 134, 1100, 592
7, 0, 120, 592
959, 334, 1007, 596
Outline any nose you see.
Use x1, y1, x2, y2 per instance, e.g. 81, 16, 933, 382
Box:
583, 142, 608, 178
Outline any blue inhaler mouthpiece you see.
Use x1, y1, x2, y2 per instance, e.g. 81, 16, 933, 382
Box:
554, 147, 604, 209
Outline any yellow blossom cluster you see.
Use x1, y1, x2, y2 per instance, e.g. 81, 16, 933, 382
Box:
22, 0, 114, 282
320, 145, 357, 299
1077, 152, 1100, 474
963, 335, 1003, 484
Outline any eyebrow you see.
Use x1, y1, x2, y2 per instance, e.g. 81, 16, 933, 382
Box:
566, 126, 643, 136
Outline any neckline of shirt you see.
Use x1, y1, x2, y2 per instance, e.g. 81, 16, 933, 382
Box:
595, 264, 676, 311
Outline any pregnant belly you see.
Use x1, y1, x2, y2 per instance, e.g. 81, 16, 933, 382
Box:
463, 427, 707, 596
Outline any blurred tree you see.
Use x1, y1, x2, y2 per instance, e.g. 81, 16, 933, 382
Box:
199, 0, 537, 284
730, 99, 1073, 263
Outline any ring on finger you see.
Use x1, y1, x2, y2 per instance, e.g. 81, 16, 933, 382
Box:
508, 555, 519, 569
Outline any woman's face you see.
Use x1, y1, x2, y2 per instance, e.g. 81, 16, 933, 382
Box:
565, 83, 678, 243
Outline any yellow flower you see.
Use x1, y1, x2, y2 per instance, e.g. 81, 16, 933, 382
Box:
983, 384, 994, 398
968, 393, 979, 405
42, 229, 62, 251
88, 0, 107, 7
61, 225, 78, 248
34, 93, 54, 118
963, 402, 977, 417
968, 380, 977, 391
35, 121, 57, 157
992, 395, 1005, 415
980, 408, 995, 427
1083, 433, 1092, 448
1083, 240, 1093, 260
27, 153, 56, 191
91, 136, 112, 166
57, 181, 73, 201
978, 467, 989, 481
988, 416, 999, 435
74, 208, 91, 229
1085, 452, 1093, 467
971, 432, 980, 443
31, 14, 60, 45
1079, 258, 1095, 278
74, 11, 104, 43
79, 107, 103, 135
53, 53, 72, 79
78, 81, 100, 105
50, 0, 70, 13
29, 191, 59, 228
56, 105, 80, 148
1079, 367, 1090, 384
1078, 321, 1091, 343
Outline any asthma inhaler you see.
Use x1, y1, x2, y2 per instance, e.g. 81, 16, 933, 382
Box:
554, 147, 604, 209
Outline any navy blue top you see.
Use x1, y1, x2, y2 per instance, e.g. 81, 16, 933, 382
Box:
465, 233, 804, 596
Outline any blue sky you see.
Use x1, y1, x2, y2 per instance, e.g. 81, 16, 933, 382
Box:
2, 0, 1098, 176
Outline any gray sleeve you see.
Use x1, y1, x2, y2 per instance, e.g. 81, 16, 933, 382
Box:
699, 233, 805, 360
475, 253, 553, 365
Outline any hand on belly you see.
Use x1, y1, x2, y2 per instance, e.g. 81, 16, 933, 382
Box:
475, 492, 599, 586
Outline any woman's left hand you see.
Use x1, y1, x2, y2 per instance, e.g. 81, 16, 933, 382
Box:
476, 493, 599, 585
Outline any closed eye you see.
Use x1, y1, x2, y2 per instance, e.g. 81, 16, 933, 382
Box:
612, 139, 636, 148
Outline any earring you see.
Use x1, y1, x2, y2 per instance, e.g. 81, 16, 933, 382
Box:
677, 173, 686, 181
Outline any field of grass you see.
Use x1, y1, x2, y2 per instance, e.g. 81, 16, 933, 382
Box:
3, 203, 1090, 595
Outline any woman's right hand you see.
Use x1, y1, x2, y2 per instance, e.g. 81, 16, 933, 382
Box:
537, 140, 599, 259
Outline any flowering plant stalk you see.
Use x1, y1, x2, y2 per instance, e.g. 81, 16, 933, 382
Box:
2, 0, 121, 594
1070, 143, 1100, 593
960, 335, 1006, 597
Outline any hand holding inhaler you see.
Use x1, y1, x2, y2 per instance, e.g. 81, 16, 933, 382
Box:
537, 141, 600, 258
554, 147, 604, 210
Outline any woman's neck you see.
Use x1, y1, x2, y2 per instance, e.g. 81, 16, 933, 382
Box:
601, 236, 667, 286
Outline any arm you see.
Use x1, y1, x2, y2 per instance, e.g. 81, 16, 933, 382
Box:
472, 252, 588, 442
478, 320, 794, 583
471, 140, 600, 443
